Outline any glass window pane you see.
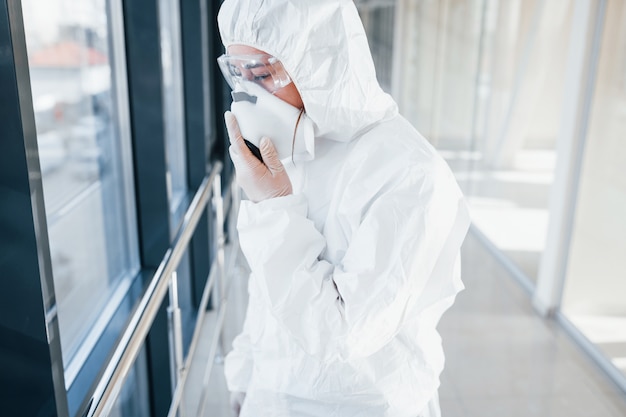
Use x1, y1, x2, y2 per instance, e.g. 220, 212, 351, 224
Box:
22, 0, 140, 370
110, 346, 151, 417
380, 0, 574, 283
460, 0, 574, 282
159, 0, 196, 368
562, 0, 626, 378
360, 5, 395, 92
159, 0, 188, 226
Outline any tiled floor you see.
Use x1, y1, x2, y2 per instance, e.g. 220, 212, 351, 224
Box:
183, 232, 626, 417
438, 233, 626, 417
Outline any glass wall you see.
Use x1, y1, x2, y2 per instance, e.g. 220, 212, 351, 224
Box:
21, 0, 141, 376
466, 0, 573, 282
158, 0, 197, 361
389, 0, 482, 165
561, 0, 626, 378
159, 0, 188, 228
2, 0, 228, 413
110, 348, 151, 417
359, 3, 395, 92
363, 0, 573, 283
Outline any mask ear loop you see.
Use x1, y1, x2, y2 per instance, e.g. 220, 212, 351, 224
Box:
291, 108, 305, 165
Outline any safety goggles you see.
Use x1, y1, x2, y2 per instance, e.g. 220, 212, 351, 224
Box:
217, 53, 292, 93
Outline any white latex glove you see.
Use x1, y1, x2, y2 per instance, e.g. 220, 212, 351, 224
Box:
225, 111, 293, 203
230, 391, 246, 416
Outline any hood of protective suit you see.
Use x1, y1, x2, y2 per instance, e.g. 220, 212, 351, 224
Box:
218, 0, 398, 142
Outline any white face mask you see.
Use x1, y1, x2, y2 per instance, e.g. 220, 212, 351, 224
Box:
230, 82, 315, 162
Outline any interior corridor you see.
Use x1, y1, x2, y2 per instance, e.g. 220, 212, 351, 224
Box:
185, 232, 626, 417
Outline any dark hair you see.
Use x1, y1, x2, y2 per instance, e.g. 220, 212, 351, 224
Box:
291, 108, 305, 164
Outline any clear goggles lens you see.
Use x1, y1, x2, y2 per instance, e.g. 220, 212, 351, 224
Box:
217, 54, 292, 93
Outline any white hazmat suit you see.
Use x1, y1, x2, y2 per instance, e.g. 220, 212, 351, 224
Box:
218, 1, 471, 416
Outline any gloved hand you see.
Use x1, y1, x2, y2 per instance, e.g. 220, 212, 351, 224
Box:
225, 111, 293, 203
230, 391, 246, 416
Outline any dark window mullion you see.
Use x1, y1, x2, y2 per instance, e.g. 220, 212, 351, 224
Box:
122, 0, 173, 415
0, 0, 69, 415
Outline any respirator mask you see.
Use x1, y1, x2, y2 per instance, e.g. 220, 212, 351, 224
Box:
218, 53, 314, 162
229, 82, 314, 162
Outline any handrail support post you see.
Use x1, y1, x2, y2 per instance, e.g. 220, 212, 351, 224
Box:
167, 271, 185, 417
212, 174, 226, 363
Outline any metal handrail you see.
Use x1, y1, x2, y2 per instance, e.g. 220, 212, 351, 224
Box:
87, 161, 223, 417
166, 171, 236, 417
167, 253, 220, 417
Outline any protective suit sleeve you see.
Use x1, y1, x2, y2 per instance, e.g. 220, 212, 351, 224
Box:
237, 162, 470, 362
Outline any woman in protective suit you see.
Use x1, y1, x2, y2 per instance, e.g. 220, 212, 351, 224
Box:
217, 1, 470, 416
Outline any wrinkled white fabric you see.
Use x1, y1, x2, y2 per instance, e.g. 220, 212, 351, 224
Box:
218, 0, 398, 142
230, 391, 246, 417
219, 1, 471, 416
